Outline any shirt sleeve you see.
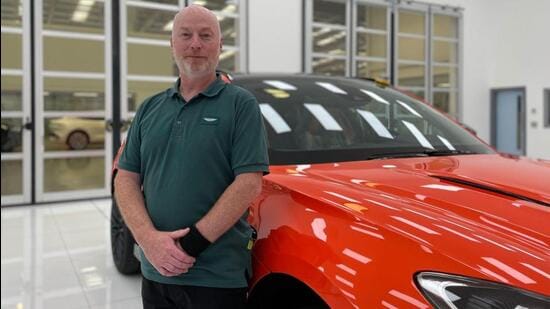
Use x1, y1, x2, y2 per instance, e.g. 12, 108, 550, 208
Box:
231, 97, 270, 176
118, 103, 146, 174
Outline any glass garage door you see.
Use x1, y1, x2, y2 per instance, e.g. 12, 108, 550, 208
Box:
1, 0, 32, 205
34, 0, 113, 202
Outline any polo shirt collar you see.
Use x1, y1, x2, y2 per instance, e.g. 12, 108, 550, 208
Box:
169, 73, 226, 99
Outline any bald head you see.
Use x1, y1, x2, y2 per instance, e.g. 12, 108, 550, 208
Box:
172, 5, 221, 39
170, 4, 223, 79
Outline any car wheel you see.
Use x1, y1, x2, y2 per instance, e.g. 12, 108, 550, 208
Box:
110, 197, 140, 275
67, 130, 89, 150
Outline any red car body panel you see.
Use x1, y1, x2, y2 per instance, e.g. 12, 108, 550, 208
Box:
111, 74, 550, 307
248, 154, 550, 308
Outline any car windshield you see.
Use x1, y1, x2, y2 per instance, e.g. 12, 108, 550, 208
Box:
235, 76, 494, 165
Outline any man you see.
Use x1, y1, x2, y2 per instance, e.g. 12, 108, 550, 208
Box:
114, 4, 269, 308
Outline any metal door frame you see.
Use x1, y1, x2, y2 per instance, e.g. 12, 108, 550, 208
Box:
1, 0, 32, 206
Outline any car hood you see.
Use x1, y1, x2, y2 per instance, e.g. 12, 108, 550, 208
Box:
267, 154, 550, 294
279, 153, 550, 204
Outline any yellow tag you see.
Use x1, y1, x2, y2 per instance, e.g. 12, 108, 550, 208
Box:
247, 239, 254, 250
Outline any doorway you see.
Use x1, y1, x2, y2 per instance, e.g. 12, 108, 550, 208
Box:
491, 87, 526, 156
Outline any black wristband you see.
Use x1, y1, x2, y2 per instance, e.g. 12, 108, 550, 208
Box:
179, 225, 211, 257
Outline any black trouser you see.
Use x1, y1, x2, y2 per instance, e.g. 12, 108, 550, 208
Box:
141, 277, 247, 309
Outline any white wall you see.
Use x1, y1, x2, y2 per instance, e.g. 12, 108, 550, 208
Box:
247, 0, 550, 159
489, 0, 550, 159
248, 0, 303, 73
426, 0, 550, 159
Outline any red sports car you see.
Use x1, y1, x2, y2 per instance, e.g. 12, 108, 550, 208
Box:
111, 74, 550, 308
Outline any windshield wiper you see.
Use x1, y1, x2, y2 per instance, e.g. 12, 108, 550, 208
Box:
365, 149, 479, 160
365, 152, 429, 160
421, 149, 479, 156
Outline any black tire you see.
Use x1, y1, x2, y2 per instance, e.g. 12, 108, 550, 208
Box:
67, 130, 89, 150
110, 197, 140, 274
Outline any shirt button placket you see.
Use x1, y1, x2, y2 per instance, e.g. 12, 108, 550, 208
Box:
172, 104, 185, 139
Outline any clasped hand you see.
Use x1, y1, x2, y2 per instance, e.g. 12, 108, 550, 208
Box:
140, 228, 196, 277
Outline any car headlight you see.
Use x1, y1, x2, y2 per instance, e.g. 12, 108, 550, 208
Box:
415, 272, 549, 309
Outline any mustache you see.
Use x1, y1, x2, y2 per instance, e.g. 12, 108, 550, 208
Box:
173, 54, 206, 60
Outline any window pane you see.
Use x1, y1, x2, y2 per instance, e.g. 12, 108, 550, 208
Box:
313, 0, 346, 25
220, 16, 237, 46
199, 0, 238, 12
1, 76, 22, 111
1, 33, 22, 69
411, 90, 425, 100
44, 157, 105, 192
434, 40, 458, 63
357, 4, 386, 30
356, 61, 386, 79
1, 118, 22, 153
398, 64, 425, 87
128, 80, 174, 112
434, 14, 458, 38
45, 117, 105, 151
127, 6, 174, 40
398, 37, 424, 61
44, 78, 104, 111
313, 27, 346, 55
1, 0, 22, 27
398, 10, 425, 34
356, 33, 386, 58
218, 50, 237, 72
433, 91, 458, 117
1, 160, 22, 195
128, 43, 175, 76
43, 0, 104, 34
400, 89, 426, 100
43, 37, 104, 72
312, 57, 346, 76
433, 66, 458, 89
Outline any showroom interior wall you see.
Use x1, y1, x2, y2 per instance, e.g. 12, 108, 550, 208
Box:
487, 0, 550, 159
247, 0, 550, 159
424, 0, 550, 159
2, 0, 548, 206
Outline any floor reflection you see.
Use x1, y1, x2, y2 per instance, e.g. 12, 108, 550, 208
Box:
43, 157, 105, 193
1, 199, 142, 309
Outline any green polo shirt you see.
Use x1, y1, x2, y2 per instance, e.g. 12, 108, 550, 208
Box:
118, 75, 269, 288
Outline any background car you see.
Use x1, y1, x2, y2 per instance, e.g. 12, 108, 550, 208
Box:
1, 122, 22, 152
47, 117, 105, 150
110, 74, 550, 308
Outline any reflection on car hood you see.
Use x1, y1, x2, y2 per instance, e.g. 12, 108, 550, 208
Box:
267, 154, 550, 294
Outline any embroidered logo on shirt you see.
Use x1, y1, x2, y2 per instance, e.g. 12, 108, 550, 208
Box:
200, 117, 220, 125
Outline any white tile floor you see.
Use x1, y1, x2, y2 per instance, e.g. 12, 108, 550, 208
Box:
1, 198, 143, 309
